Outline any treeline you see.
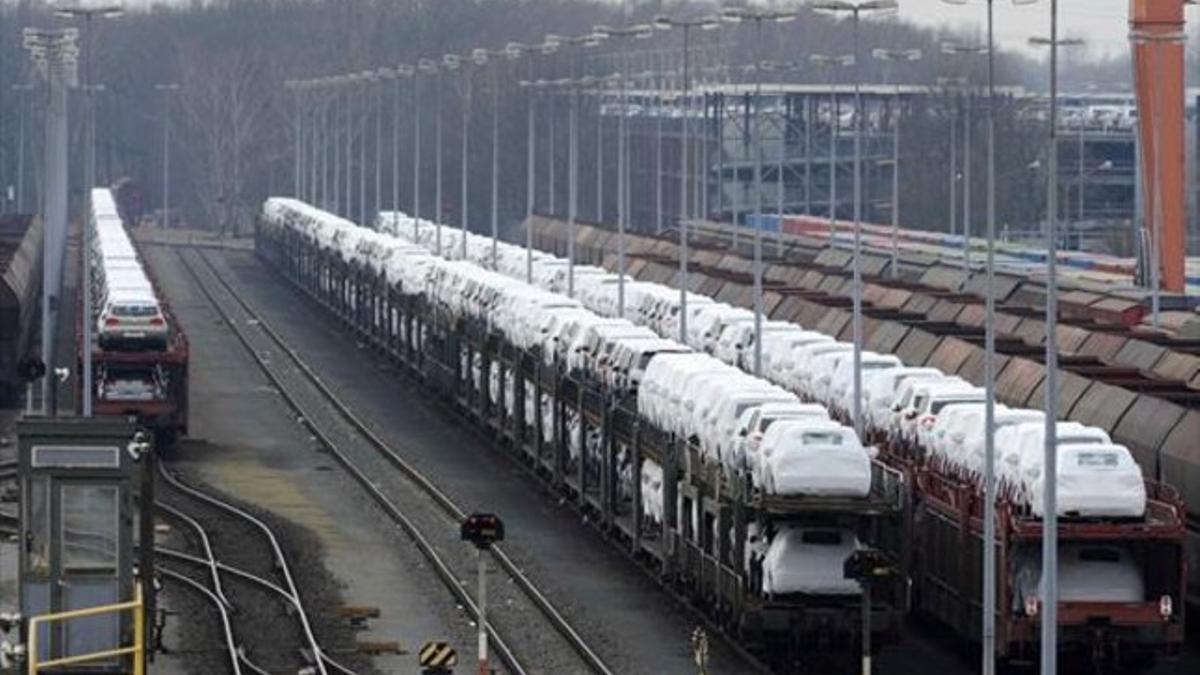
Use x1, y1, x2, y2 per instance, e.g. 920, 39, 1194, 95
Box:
0, 0, 1136, 235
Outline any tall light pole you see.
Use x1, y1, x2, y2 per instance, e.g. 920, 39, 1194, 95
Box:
811, 53, 855, 238
1030, 6, 1082, 671
418, 59, 444, 254
654, 14, 722, 343
381, 67, 399, 215
24, 27, 79, 415
55, 3, 122, 419
593, 22, 656, 318
442, 53, 472, 259
471, 48, 505, 264
506, 41, 555, 282
721, 6, 798, 378
812, 4, 898, 673
154, 83, 180, 228
285, 80, 303, 197
359, 70, 374, 227
545, 34, 604, 294
943, 43, 989, 270
940, 2, 1016, 671
872, 48, 922, 278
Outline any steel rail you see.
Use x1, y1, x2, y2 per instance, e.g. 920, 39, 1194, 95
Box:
190, 244, 615, 675
156, 548, 356, 675
172, 248, 543, 675
157, 464, 330, 675
156, 566, 244, 675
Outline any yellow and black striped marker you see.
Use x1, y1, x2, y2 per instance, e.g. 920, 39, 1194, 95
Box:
419, 640, 458, 672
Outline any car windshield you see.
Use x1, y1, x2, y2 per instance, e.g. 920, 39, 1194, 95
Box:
802, 431, 844, 445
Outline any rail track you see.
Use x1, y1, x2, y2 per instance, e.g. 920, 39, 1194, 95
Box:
173, 245, 614, 675
155, 464, 352, 675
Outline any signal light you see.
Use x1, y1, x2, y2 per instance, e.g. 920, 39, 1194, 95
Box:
149, 317, 165, 326
104, 317, 120, 326
1160, 595, 1173, 619
1024, 595, 1039, 617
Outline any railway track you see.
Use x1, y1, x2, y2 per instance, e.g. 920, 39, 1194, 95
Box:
155, 464, 352, 675
174, 246, 613, 675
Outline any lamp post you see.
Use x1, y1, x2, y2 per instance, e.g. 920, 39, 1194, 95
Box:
1030, 4, 1083, 670
593, 22, 656, 318
939, 2, 1024, 670
380, 67, 399, 217
442, 53, 472, 259
654, 14, 722, 343
544, 34, 604, 295
345, 72, 360, 222
943, 43, 989, 270
55, 3, 122, 420
472, 48, 505, 264
812, 4, 899, 672
810, 53, 856, 239
812, 0, 898, 438
1071, 158, 1113, 244
154, 84, 180, 229
285, 80, 303, 197
721, 6, 798, 378
359, 70, 375, 227
418, 59, 444, 254
506, 41, 555, 282
871, 49, 922, 278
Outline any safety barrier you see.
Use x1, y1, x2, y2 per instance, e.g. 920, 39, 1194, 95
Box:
27, 584, 144, 675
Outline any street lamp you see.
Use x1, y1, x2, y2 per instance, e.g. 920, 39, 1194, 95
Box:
812, 0, 897, 434
154, 83, 180, 229
812, 4, 898, 672
943, 42, 989, 270
654, 13, 722, 342
1029, 3, 1083, 670
55, 3, 122, 420
721, 5, 798, 378
544, 34, 604, 296
810, 53, 856, 239
593, 22, 655, 318
442, 53, 473, 259
872, 48, 922, 278
939, 3, 1036, 671
377, 67, 399, 217
472, 48, 505, 265
418, 58, 444, 254
506, 41, 556, 282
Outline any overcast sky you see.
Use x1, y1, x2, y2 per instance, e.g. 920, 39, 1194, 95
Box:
874, 0, 1130, 56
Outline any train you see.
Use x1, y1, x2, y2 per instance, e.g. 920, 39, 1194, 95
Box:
530, 214, 1200, 610
81, 187, 188, 442
257, 198, 1186, 671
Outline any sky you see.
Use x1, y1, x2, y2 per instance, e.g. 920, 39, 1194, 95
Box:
884, 0, 1132, 57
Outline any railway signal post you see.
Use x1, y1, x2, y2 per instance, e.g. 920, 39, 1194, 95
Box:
461, 513, 504, 675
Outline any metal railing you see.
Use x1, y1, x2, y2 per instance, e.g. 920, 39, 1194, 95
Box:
27, 584, 144, 675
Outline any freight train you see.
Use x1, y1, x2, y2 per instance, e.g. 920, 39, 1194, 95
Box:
82, 188, 188, 441
259, 199, 908, 670
259, 199, 1185, 671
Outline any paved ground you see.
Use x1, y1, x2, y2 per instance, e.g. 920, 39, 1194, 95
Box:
146, 245, 472, 674
202, 247, 755, 674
